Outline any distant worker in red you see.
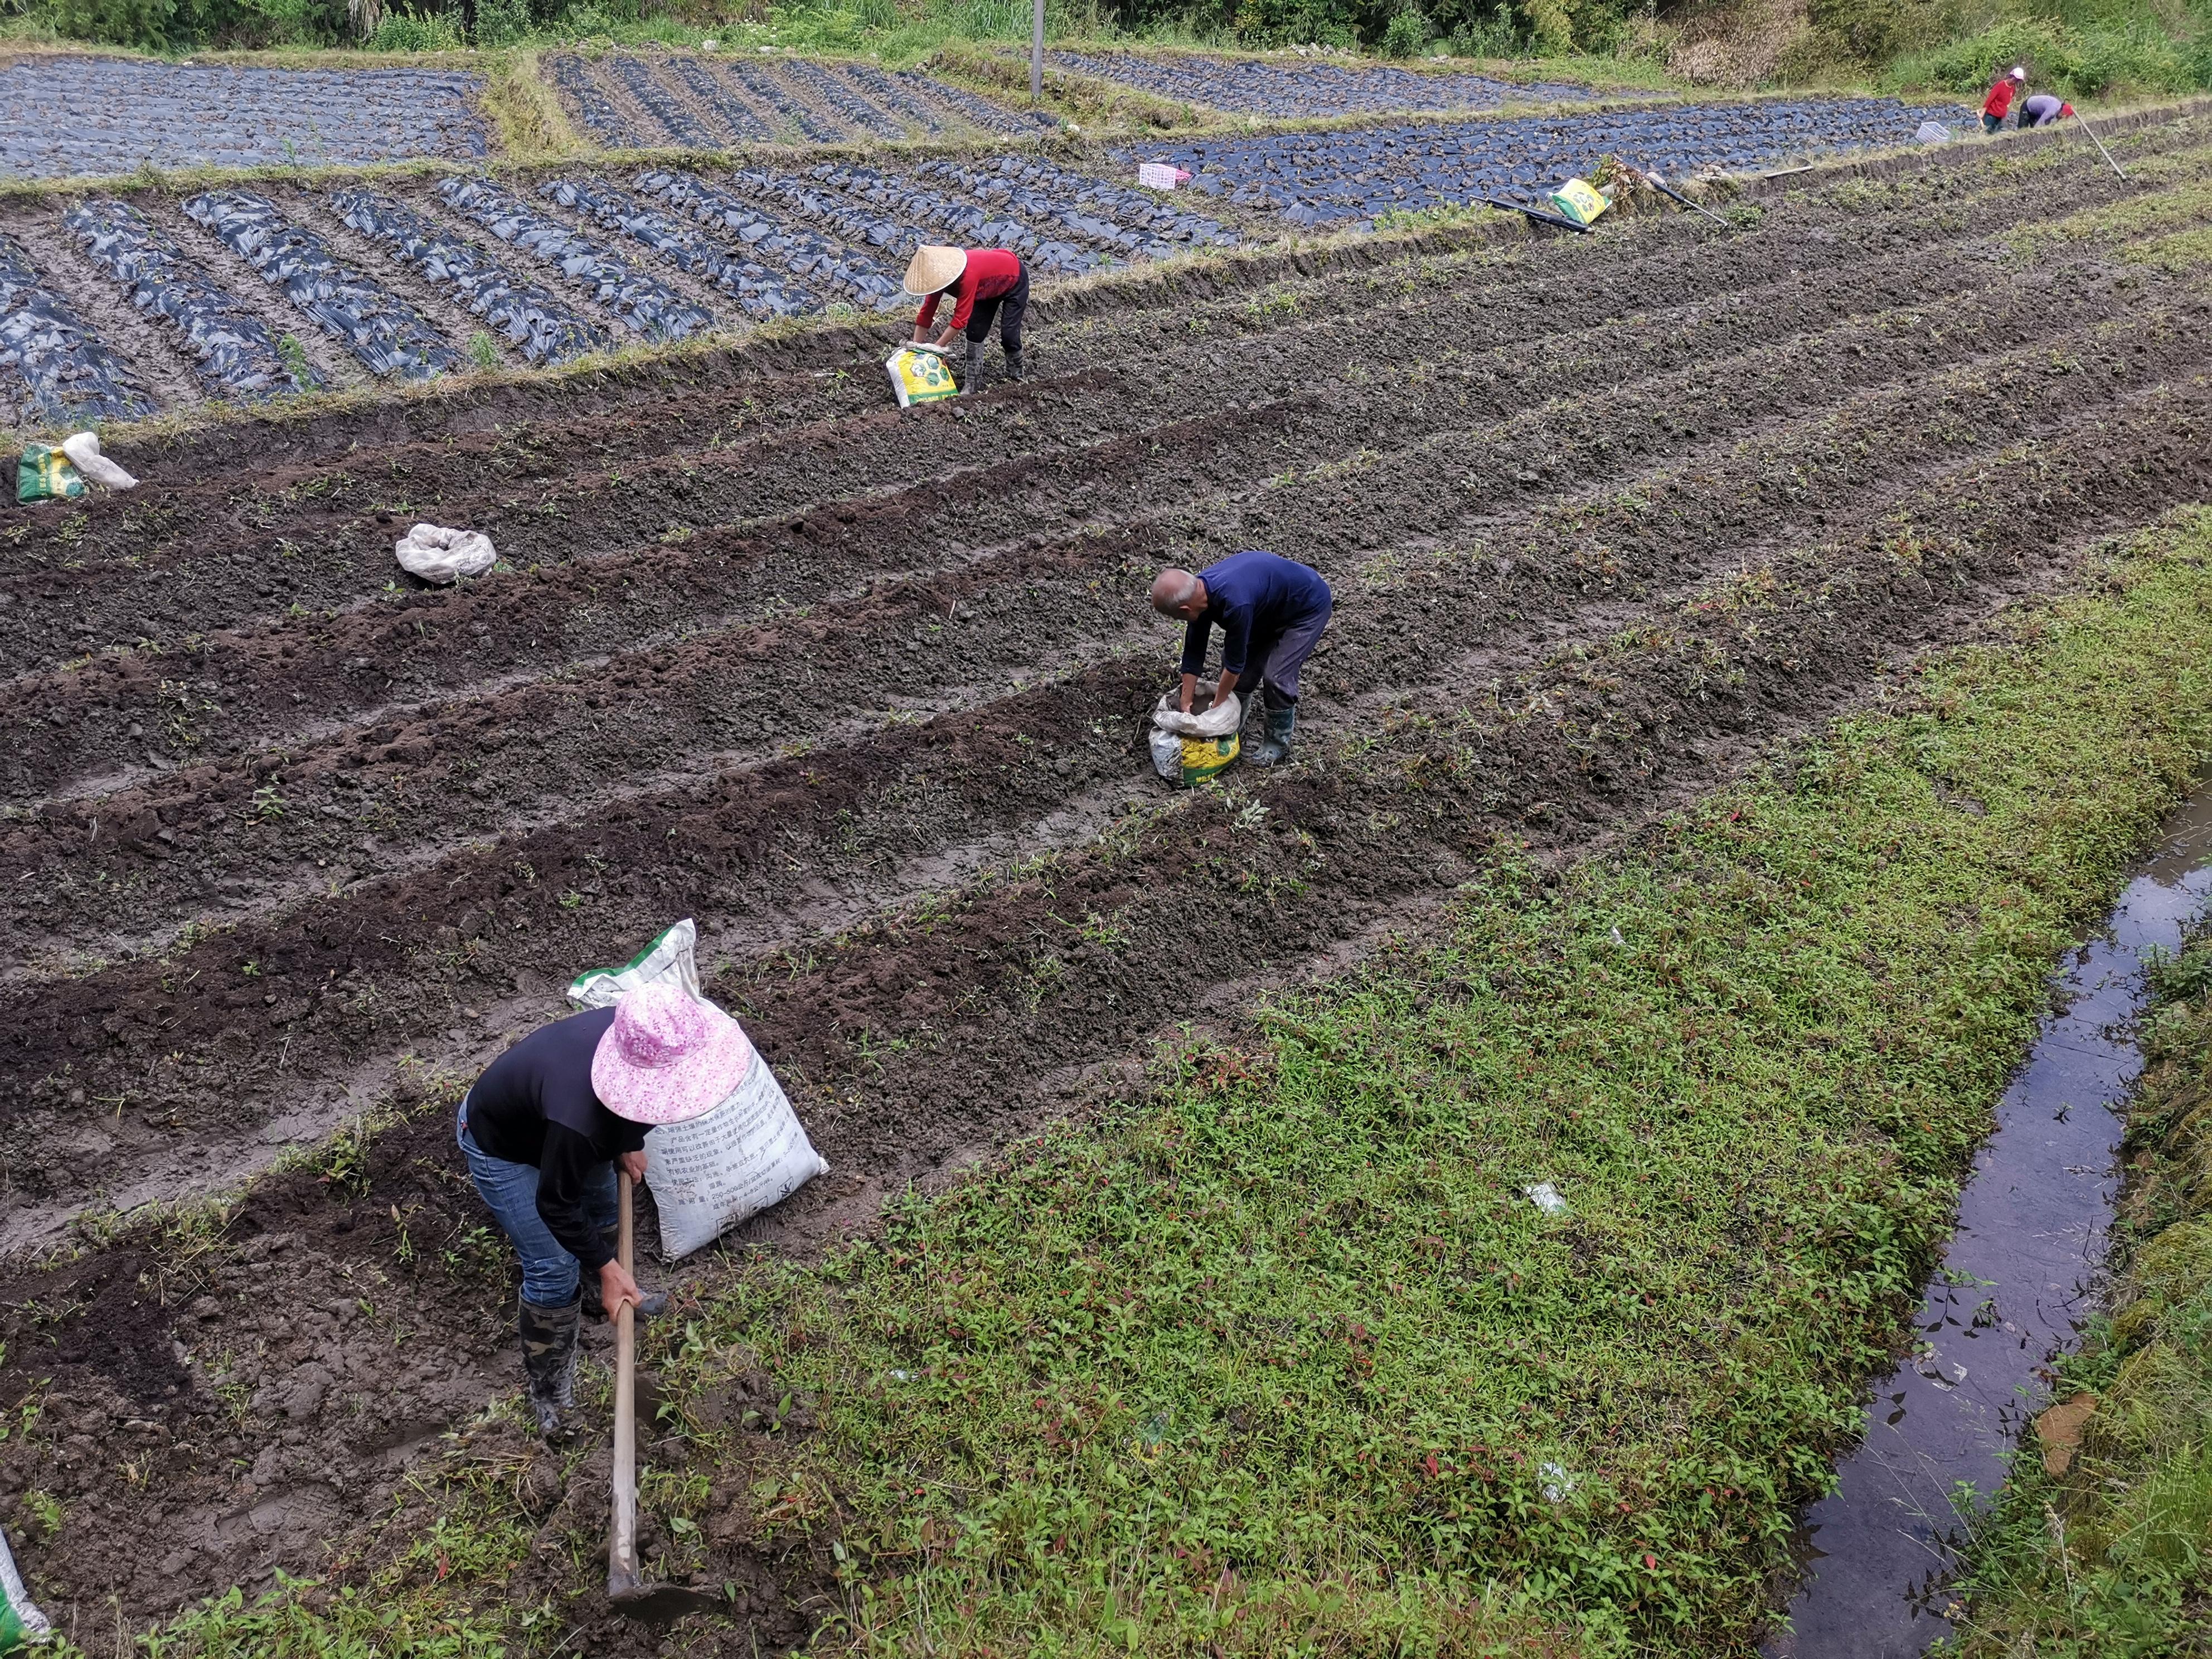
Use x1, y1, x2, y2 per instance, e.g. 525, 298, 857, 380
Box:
2021, 91, 2074, 128
1982, 65, 2026, 133
905, 245, 1027, 393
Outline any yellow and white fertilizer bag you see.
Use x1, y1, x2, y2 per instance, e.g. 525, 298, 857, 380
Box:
1548, 177, 1611, 227
0, 1522, 52, 1652
1149, 691, 1243, 787
885, 344, 959, 407
568, 920, 828, 1260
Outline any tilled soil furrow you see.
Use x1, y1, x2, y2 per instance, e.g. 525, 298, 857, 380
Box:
2, 135, 2170, 594
705, 377, 2212, 1210
6, 357, 2208, 1235
4, 241, 2146, 803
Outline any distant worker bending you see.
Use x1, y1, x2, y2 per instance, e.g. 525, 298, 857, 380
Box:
905, 245, 1027, 392
1149, 550, 1333, 767
2021, 91, 2074, 128
1982, 65, 2026, 133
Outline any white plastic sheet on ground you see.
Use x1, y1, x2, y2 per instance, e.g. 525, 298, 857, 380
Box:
567, 919, 828, 1260
1524, 1180, 1569, 1215
395, 522, 496, 584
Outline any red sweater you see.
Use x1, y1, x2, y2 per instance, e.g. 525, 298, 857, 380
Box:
1984, 77, 2018, 119
916, 249, 1023, 333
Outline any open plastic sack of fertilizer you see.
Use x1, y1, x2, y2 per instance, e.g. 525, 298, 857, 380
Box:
568, 919, 828, 1259
0, 1523, 53, 1652
885, 343, 959, 407
1149, 690, 1241, 787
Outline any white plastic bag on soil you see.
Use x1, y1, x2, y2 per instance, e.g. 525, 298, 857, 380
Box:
59, 430, 136, 491
0, 1521, 54, 1650
395, 522, 496, 584
568, 920, 827, 1260
1151, 689, 1241, 739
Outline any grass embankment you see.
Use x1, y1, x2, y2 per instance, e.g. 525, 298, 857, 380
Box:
98, 513, 2212, 1659
1939, 928, 2212, 1656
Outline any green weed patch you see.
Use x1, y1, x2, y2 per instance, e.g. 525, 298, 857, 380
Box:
644, 511, 2212, 1656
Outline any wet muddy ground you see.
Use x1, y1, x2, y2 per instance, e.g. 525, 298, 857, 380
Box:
3, 111, 2210, 1653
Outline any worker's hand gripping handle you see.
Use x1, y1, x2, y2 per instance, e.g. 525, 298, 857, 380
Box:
608, 1172, 643, 1598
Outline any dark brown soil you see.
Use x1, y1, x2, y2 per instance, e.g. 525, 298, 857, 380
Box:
3, 118, 2210, 1656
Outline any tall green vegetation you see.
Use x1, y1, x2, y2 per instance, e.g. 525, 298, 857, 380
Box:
1799, 0, 2212, 94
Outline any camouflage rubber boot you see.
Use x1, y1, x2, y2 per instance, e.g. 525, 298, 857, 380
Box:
1247, 696, 1297, 767
962, 339, 988, 395
518, 1294, 581, 1440
1004, 347, 1025, 382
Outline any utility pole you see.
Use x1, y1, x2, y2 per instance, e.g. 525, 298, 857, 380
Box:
1031, 0, 1045, 103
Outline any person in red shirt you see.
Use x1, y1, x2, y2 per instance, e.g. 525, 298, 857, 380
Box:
1982, 65, 2026, 133
905, 245, 1028, 392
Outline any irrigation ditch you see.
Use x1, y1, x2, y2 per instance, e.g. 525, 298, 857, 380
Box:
4, 104, 2212, 1654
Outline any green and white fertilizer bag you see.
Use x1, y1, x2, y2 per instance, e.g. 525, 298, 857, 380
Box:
0, 1524, 53, 1652
16, 445, 83, 505
885, 344, 959, 407
1149, 690, 1242, 787
568, 919, 827, 1259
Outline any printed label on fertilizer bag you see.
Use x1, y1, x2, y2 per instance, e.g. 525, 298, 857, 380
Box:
0, 1522, 54, 1652
886, 346, 959, 408
1180, 733, 1240, 785
17, 445, 84, 505
1549, 178, 1610, 227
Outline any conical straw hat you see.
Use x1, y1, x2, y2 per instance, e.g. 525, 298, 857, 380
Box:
904, 245, 967, 297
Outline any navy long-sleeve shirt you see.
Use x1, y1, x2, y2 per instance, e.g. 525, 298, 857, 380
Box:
465, 1007, 644, 1272
1178, 550, 1333, 679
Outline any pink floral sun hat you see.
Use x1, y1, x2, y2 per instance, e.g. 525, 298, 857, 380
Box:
591, 981, 753, 1126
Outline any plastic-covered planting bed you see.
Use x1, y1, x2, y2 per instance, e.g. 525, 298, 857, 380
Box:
636, 168, 906, 308
603, 54, 720, 149
544, 177, 816, 317
740, 166, 1102, 278
940, 154, 1239, 249
914, 157, 1227, 260
0, 56, 487, 180
182, 190, 459, 380
1146, 98, 1968, 225
724, 61, 843, 143
911, 72, 1057, 134
438, 177, 715, 342
778, 57, 908, 140
330, 188, 611, 366
801, 161, 1097, 274
64, 198, 316, 401
839, 64, 944, 134
0, 232, 156, 423
546, 52, 648, 151
1047, 48, 1591, 117
664, 56, 777, 143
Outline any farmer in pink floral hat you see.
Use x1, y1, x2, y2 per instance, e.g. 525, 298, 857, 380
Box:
458, 981, 746, 1438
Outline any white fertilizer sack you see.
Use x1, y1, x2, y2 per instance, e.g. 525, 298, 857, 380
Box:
0, 1521, 53, 1650
569, 920, 827, 1260
59, 430, 136, 491
395, 522, 496, 584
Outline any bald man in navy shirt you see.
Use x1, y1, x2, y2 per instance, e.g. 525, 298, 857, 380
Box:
1150, 550, 1333, 766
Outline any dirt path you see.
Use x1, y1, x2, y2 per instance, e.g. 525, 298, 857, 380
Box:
3, 121, 2209, 1653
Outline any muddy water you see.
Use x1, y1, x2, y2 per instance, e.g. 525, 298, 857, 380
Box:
1768, 785, 2212, 1657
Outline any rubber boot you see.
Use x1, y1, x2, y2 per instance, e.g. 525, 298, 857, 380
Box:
1246, 697, 1296, 767
518, 1294, 581, 1440
962, 339, 987, 395
1004, 346, 1025, 383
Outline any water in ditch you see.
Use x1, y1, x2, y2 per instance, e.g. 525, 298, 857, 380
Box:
1767, 784, 2212, 1658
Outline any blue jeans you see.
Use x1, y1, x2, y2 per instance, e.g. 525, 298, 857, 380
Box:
458, 1097, 615, 1308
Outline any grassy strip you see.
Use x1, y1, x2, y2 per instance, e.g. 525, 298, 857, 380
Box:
1938, 928, 2212, 1655
637, 511, 2212, 1657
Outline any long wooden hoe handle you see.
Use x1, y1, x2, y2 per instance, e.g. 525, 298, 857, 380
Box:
2073, 110, 2128, 182
608, 1172, 642, 1599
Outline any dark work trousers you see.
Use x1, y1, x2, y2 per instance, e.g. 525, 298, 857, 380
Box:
965, 264, 1029, 353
